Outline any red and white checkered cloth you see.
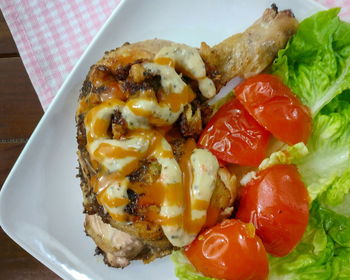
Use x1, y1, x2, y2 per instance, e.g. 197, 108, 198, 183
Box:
0, 0, 349, 110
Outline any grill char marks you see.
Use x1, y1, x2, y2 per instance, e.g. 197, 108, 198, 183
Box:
125, 189, 139, 216
111, 109, 127, 139
76, 114, 87, 149
178, 100, 213, 139
80, 77, 93, 99
128, 159, 162, 184
123, 74, 161, 94
115, 59, 144, 81
179, 101, 202, 139
168, 137, 186, 162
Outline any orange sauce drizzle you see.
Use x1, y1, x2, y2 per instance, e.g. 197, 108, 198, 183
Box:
164, 183, 184, 206
83, 53, 211, 228
118, 159, 142, 178
114, 50, 152, 66
109, 213, 127, 222
91, 67, 128, 101
91, 118, 110, 140
137, 181, 183, 207
91, 173, 118, 193
126, 97, 172, 126
89, 128, 183, 222
91, 174, 128, 222
154, 57, 175, 67
77, 98, 90, 115
204, 205, 221, 228
180, 138, 200, 233
98, 188, 129, 208
160, 215, 183, 226
126, 97, 154, 117
159, 86, 196, 112
192, 199, 210, 211
153, 138, 199, 231
148, 133, 172, 159
93, 143, 141, 161
133, 181, 165, 206
85, 100, 124, 143
100, 84, 125, 102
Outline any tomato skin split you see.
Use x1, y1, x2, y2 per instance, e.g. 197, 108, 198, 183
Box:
236, 164, 309, 257
198, 98, 270, 167
235, 74, 312, 145
184, 219, 269, 280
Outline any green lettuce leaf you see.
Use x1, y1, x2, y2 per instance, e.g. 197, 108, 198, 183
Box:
272, 8, 350, 116
328, 193, 350, 217
259, 142, 308, 170
268, 9, 350, 280
294, 97, 350, 200
320, 171, 350, 207
271, 8, 350, 202
171, 250, 217, 280
269, 201, 350, 280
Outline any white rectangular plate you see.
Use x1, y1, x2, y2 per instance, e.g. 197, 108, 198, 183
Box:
0, 0, 325, 279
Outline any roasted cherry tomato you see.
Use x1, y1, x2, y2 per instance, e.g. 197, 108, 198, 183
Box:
198, 98, 270, 166
184, 219, 269, 280
235, 74, 312, 145
236, 164, 309, 257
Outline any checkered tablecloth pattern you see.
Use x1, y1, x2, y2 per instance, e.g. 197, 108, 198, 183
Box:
0, 0, 349, 110
1, 0, 120, 110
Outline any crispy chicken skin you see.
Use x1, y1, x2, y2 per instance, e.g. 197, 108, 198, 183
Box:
200, 6, 298, 88
180, 103, 203, 139
76, 6, 298, 268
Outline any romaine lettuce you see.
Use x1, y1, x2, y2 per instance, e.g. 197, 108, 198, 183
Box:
269, 201, 350, 280
258, 142, 308, 170
272, 8, 350, 116
294, 97, 350, 200
269, 8, 350, 280
272, 8, 350, 202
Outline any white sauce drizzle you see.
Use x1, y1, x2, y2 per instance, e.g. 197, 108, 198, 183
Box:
190, 149, 219, 203
155, 43, 216, 98
125, 97, 182, 125
83, 43, 220, 247
162, 148, 219, 247
143, 62, 186, 94
100, 178, 129, 218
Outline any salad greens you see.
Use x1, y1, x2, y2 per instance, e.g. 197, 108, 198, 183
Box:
258, 142, 309, 170
269, 200, 350, 280
294, 97, 350, 201
173, 8, 350, 280
270, 8, 350, 279
272, 8, 350, 116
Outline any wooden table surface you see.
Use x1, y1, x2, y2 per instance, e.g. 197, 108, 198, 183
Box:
0, 11, 61, 279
